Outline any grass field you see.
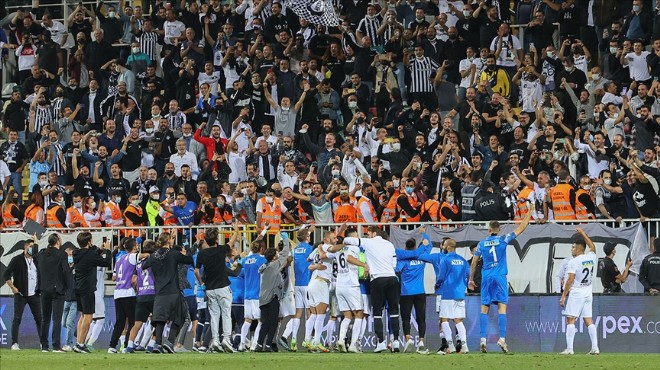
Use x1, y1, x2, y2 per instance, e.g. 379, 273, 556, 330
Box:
1, 350, 658, 370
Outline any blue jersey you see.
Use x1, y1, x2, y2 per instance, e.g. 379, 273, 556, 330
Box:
418, 251, 446, 295
436, 252, 469, 300
396, 242, 432, 296
475, 232, 516, 278
183, 253, 197, 297
228, 260, 244, 304
293, 242, 313, 287
172, 201, 197, 226
242, 253, 266, 300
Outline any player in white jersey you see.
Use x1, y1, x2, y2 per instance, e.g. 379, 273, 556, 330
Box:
559, 228, 600, 355
334, 228, 369, 353
85, 266, 107, 350
304, 232, 337, 352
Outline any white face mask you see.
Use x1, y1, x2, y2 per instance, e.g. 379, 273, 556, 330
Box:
546, 51, 554, 58
392, 179, 400, 188
447, 196, 454, 203
583, 185, 591, 191
348, 101, 357, 109
108, 11, 116, 18
132, 47, 140, 54
392, 143, 401, 152
332, 169, 340, 176
241, 188, 248, 195
115, 197, 122, 204
151, 194, 159, 200
132, 200, 141, 206
463, 10, 471, 17
39, 180, 47, 186
564, 66, 573, 72
609, 47, 618, 54
183, 132, 192, 138
90, 202, 97, 209
145, 128, 154, 134
303, 188, 312, 195
265, 196, 274, 203
604, 179, 612, 185
74, 201, 82, 208
591, 73, 600, 80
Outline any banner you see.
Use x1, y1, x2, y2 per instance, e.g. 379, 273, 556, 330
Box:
389, 223, 649, 294
1, 295, 658, 352
0, 230, 113, 295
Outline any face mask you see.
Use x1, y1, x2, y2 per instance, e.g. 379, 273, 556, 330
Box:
348, 101, 357, 109
152, 114, 161, 119
217, 201, 225, 207
132, 47, 140, 54
303, 188, 312, 195
165, 170, 174, 176
448, 34, 457, 40
604, 179, 612, 185
416, 56, 424, 61
241, 188, 248, 195
90, 202, 97, 209
416, 17, 423, 22
151, 194, 159, 200
183, 132, 192, 138
592, 73, 600, 80
132, 200, 141, 206
447, 196, 454, 203
583, 185, 591, 191
565, 66, 574, 72
610, 47, 618, 54
67, 256, 74, 264
273, 190, 282, 197
56, 91, 64, 97
633, 5, 640, 12
0, 196, 4, 202
265, 196, 274, 203
74, 201, 82, 208
281, 107, 290, 112
145, 128, 154, 134
108, 11, 116, 18
27, 248, 34, 256
405, 186, 414, 195
392, 143, 401, 152
60, 199, 66, 207
332, 169, 340, 177
463, 10, 471, 17
39, 180, 47, 186
392, 179, 400, 188
115, 197, 122, 204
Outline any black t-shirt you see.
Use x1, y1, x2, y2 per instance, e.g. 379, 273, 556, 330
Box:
143, 248, 193, 295
599, 257, 620, 291
37, 42, 61, 74
74, 175, 95, 199
122, 140, 147, 172
633, 179, 660, 217
195, 244, 232, 290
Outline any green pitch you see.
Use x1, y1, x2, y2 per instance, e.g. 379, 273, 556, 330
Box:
1, 350, 658, 369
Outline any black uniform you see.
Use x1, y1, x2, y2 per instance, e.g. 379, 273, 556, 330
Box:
474, 192, 511, 221
598, 257, 621, 293
639, 251, 660, 292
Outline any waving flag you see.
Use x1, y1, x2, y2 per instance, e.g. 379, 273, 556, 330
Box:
284, 0, 340, 27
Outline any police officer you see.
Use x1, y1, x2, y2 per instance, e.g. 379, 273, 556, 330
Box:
639, 239, 660, 295
598, 242, 632, 293
474, 181, 512, 221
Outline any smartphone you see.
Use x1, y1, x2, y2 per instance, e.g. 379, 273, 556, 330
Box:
278, 131, 283, 136
557, 138, 565, 144
621, 87, 628, 95
102, 236, 108, 243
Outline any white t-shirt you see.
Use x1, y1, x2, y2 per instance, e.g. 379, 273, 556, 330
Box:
520, 78, 543, 113
335, 245, 361, 288
343, 236, 396, 280
227, 152, 247, 184
198, 71, 222, 95
163, 20, 186, 45
255, 198, 288, 214
309, 244, 335, 281
437, 1, 464, 27
624, 51, 651, 81
490, 35, 522, 67
533, 182, 550, 220
459, 58, 473, 88
573, 54, 589, 76
26, 257, 37, 296
567, 251, 597, 297
47, 20, 67, 46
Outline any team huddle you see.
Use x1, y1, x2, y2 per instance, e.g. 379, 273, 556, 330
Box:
6, 199, 601, 355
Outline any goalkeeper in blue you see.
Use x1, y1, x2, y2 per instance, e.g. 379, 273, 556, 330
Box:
469, 203, 534, 353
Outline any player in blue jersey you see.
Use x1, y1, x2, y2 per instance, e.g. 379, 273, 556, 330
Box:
395, 229, 432, 354
436, 238, 470, 354
469, 204, 533, 353
228, 253, 245, 350
239, 238, 267, 352
279, 226, 314, 351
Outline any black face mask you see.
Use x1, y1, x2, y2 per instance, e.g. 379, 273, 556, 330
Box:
486, 65, 495, 71
272, 190, 282, 197
165, 170, 174, 176
387, 187, 396, 196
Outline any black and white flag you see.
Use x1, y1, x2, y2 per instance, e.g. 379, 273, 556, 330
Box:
284, 0, 340, 27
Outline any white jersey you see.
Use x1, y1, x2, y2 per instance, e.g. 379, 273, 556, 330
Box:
335, 245, 360, 288
520, 79, 543, 113
309, 244, 335, 281
567, 251, 597, 296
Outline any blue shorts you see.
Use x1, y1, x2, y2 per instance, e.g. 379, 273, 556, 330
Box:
480, 275, 508, 305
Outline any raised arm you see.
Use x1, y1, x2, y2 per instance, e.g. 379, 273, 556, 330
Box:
575, 227, 596, 254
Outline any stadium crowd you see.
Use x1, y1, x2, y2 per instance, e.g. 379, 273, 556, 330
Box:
2, 0, 660, 357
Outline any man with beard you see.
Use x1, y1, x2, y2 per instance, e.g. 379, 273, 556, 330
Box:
84, 29, 116, 77
155, 163, 179, 201
275, 134, 309, 169
113, 96, 139, 137
121, 127, 148, 184
479, 54, 510, 99
152, 118, 180, 176
101, 80, 140, 120
194, 121, 226, 164
130, 166, 154, 207
622, 98, 660, 154
97, 119, 123, 154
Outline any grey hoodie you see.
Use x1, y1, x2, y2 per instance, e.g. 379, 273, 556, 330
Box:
258, 239, 291, 306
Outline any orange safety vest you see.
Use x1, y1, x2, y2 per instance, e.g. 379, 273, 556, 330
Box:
85, 211, 103, 227
380, 192, 399, 222
2, 204, 21, 228
297, 201, 313, 224
334, 203, 357, 223
46, 204, 65, 228
259, 197, 282, 232
514, 186, 534, 221
396, 193, 420, 222
356, 196, 376, 223
124, 204, 145, 237
575, 189, 595, 220
420, 199, 440, 222
160, 200, 178, 229
332, 195, 357, 210
105, 201, 124, 226
439, 202, 459, 222
66, 207, 88, 227
213, 207, 233, 225
24, 203, 44, 226
550, 183, 576, 220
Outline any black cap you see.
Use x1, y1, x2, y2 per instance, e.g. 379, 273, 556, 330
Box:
481, 180, 494, 191
603, 242, 616, 255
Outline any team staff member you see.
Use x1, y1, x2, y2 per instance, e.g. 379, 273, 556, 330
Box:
143, 232, 194, 354
72, 232, 112, 353
3, 238, 42, 351
46, 190, 67, 228
639, 239, 660, 294
36, 234, 70, 352
599, 242, 633, 293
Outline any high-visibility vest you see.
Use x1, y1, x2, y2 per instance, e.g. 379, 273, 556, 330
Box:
46, 204, 65, 228
24, 204, 44, 226
334, 204, 357, 223
514, 186, 534, 221
160, 200, 178, 231
85, 211, 103, 227
439, 202, 459, 222
549, 183, 576, 220
259, 197, 282, 232
396, 193, 420, 222
105, 201, 124, 226
575, 189, 595, 220
356, 197, 376, 223
124, 204, 145, 237
420, 199, 440, 222
380, 192, 399, 222
213, 207, 233, 225
297, 201, 313, 224
66, 207, 88, 227
332, 195, 357, 210
2, 204, 21, 228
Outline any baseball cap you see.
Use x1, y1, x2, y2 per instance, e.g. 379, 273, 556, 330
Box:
149, 186, 159, 193
603, 242, 616, 255
481, 180, 494, 191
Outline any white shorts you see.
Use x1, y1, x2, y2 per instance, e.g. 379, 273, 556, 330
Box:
93, 294, 106, 319
279, 290, 295, 317
361, 294, 372, 316
244, 299, 261, 320
435, 295, 443, 314
306, 279, 330, 308
294, 286, 308, 309
439, 299, 466, 319
196, 297, 207, 310
329, 289, 339, 317
336, 286, 363, 312
563, 294, 593, 319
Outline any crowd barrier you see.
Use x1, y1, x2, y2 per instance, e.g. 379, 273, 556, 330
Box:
0, 294, 657, 352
